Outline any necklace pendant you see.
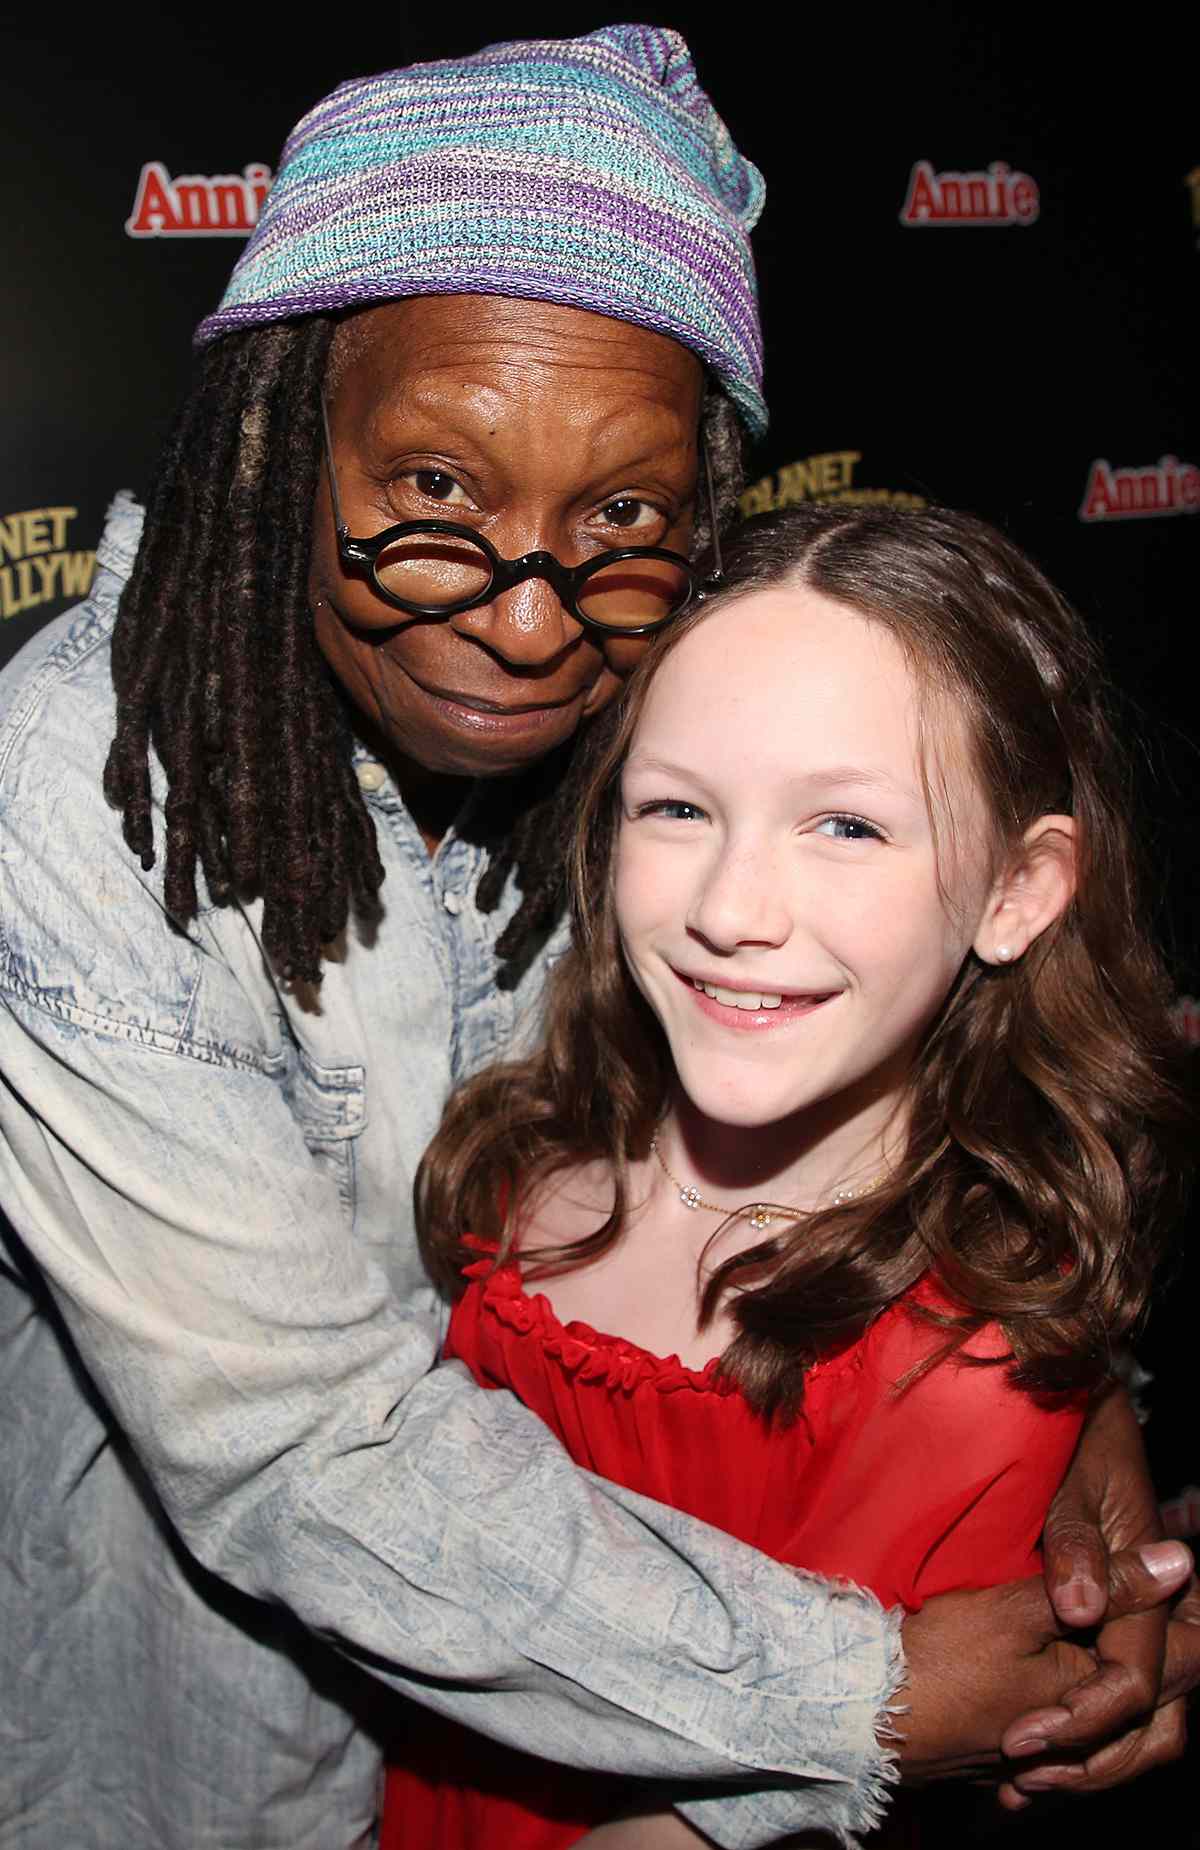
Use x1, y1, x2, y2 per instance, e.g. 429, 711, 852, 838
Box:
679, 1185, 703, 1210
749, 1206, 773, 1230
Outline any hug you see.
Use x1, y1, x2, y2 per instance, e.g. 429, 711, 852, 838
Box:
0, 24, 1195, 1850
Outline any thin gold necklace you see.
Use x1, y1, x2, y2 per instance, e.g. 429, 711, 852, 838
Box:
649, 1136, 879, 1232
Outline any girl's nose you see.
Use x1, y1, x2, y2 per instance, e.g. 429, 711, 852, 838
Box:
686, 843, 792, 952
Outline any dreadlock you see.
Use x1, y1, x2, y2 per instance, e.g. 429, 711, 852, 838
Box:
104, 317, 748, 988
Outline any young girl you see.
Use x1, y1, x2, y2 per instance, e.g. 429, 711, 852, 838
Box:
382, 505, 1191, 1848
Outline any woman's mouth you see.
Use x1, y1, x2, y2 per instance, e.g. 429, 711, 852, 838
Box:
409, 679, 585, 735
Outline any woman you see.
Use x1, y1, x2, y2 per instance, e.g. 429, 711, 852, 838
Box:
0, 27, 1190, 1850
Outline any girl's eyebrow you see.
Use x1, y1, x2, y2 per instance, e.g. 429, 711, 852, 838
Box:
793, 764, 917, 800
622, 753, 704, 781
623, 753, 916, 801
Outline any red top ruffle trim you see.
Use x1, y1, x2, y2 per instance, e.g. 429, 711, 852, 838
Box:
459, 1237, 841, 1397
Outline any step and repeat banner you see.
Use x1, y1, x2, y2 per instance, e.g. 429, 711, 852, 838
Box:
3, 13, 1197, 1465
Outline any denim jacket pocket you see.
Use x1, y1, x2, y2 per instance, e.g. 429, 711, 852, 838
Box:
282, 1049, 367, 1226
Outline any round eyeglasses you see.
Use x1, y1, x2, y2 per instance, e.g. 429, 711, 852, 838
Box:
320, 395, 722, 638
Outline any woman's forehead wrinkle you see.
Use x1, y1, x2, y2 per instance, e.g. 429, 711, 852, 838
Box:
346, 381, 700, 490
356, 381, 698, 476
398, 323, 675, 368
337, 304, 702, 440
392, 346, 702, 416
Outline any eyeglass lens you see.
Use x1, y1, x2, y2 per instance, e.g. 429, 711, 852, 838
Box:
374, 533, 492, 607
372, 532, 691, 629
576, 556, 691, 628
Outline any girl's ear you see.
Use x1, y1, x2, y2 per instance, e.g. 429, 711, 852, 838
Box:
974, 815, 1077, 966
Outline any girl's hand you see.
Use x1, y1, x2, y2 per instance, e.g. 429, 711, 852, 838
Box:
574, 1816, 704, 1847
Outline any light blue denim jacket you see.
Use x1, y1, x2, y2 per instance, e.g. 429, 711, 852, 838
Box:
0, 497, 901, 1850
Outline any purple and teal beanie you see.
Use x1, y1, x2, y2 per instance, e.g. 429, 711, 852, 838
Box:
195, 25, 767, 438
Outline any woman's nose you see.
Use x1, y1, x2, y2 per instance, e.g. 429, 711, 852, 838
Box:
450, 576, 581, 666
448, 542, 584, 668
687, 842, 792, 952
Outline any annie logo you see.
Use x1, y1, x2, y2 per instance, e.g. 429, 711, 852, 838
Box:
1170, 996, 1200, 1047
900, 160, 1039, 227
1079, 455, 1200, 522
126, 162, 272, 238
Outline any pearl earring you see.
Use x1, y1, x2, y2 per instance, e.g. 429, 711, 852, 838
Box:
995, 945, 1013, 963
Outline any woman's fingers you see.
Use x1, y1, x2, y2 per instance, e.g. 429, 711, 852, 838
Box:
1040, 1388, 1164, 1629
1001, 1543, 1190, 1759
997, 1694, 1187, 1805
996, 1552, 1198, 1805
900, 1544, 1195, 1787
1161, 1574, 1200, 1704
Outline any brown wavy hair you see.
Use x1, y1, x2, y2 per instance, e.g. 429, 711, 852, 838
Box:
417, 503, 1194, 1417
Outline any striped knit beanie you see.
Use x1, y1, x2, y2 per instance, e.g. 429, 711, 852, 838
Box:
195, 26, 767, 437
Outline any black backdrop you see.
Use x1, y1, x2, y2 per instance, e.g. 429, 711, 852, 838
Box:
4, 7, 1199, 1826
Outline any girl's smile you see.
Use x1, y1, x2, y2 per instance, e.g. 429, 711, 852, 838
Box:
675, 967, 842, 1030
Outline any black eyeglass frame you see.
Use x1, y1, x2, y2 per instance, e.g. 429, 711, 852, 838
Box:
319, 393, 724, 639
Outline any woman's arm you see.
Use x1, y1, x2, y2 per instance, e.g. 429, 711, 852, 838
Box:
0, 977, 903, 1850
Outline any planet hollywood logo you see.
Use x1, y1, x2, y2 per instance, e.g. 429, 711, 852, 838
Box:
1079, 455, 1200, 522
900, 160, 1039, 227
740, 451, 927, 519
126, 161, 272, 237
0, 508, 95, 622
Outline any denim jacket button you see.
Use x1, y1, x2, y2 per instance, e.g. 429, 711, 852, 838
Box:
356, 761, 386, 793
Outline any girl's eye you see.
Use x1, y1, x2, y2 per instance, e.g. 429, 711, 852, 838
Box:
636, 799, 706, 822
815, 813, 885, 842
406, 470, 471, 507
599, 497, 662, 532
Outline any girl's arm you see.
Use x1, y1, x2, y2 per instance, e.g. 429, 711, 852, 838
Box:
576, 1812, 811, 1847
576, 1818, 702, 1848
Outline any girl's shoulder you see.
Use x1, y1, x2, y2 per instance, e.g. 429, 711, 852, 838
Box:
859, 1273, 1087, 1431
517, 1159, 617, 1245
866, 1273, 1012, 1376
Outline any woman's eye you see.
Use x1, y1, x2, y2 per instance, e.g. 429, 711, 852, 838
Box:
814, 813, 884, 842
600, 497, 661, 532
407, 470, 470, 506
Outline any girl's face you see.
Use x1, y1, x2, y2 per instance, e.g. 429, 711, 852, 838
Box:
614, 585, 998, 1139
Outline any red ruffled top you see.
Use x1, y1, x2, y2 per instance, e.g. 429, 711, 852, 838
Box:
382, 1243, 1085, 1850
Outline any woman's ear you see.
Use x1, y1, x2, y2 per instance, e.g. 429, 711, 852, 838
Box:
974, 815, 1077, 966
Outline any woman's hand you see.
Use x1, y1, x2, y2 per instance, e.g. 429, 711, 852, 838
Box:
901, 1385, 1199, 1797
899, 1544, 1191, 1784
998, 1384, 1200, 1802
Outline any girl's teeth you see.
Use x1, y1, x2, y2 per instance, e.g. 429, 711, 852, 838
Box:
693, 980, 784, 1011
